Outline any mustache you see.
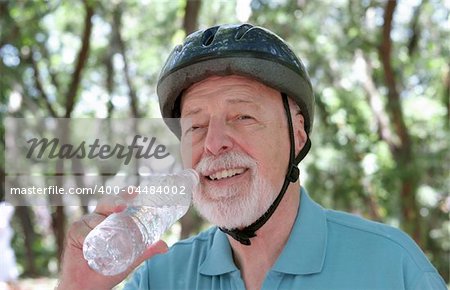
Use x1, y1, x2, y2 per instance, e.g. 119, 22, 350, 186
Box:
195, 151, 257, 175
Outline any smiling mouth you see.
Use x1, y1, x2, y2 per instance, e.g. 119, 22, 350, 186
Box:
206, 168, 247, 181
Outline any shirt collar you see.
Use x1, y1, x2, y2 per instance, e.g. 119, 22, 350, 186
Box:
199, 187, 327, 276
271, 187, 327, 275
199, 226, 238, 275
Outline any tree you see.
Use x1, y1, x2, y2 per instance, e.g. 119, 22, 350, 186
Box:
250, 0, 448, 281
1, 0, 448, 283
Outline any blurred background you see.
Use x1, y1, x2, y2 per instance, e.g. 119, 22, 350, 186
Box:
0, 0, 449, 288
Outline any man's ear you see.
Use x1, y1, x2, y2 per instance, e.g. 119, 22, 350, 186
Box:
292, 112, 307, 156
288, 99, 308, 156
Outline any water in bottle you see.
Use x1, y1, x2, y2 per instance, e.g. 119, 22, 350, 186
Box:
82, 169, 199, 276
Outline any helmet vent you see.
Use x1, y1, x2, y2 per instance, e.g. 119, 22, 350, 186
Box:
201, 26, 219, 47
235, 24, 253, 40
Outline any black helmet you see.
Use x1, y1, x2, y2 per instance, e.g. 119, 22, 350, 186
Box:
157, 23, 315, 137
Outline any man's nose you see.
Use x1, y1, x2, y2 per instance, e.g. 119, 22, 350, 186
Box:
204, 118, 233, 156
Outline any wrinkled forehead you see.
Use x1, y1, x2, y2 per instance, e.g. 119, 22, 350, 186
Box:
180, 75, 282, 112
184, 75, 264, 93
180, 75, 300, 117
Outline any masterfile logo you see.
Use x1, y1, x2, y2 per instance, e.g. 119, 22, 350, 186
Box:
4, 117, 193, 206
25, 135, 170, 165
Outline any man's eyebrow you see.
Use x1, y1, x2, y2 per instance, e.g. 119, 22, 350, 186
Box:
226, 98, 256, 105
182, 97, 258, 117
182, 107, 202, 118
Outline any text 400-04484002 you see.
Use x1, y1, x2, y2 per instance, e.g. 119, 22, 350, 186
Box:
94, 185, 187, 195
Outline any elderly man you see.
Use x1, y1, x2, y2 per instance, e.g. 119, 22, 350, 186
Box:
57, 24, 446, 290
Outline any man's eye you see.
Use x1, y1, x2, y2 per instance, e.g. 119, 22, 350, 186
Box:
237, 115, 253, 120
182, 126, 198, 135
189, 125, 206, 133
185, 126, 198, 133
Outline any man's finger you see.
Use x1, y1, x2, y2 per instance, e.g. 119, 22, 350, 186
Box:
81, 213, 107, 230
67, 213, 107, 248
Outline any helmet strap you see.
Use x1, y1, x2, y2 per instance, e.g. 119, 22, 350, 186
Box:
219, 93, 311, 245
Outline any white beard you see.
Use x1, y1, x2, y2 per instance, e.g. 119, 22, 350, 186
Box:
193, 151, 277, 229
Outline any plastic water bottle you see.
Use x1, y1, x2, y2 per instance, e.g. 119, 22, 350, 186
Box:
82, 169, 199, 276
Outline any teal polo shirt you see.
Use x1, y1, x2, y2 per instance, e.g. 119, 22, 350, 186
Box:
124, 188, 446, 290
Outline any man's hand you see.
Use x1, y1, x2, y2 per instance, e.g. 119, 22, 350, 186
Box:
57, 193, 168, 290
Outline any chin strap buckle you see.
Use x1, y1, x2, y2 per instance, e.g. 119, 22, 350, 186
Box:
219, 227, 256, 246
287, 164, 299, 183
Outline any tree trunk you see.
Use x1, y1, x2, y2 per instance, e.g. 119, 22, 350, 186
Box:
183, 0, 202, 35
15, 207, 38, 277
445, 62, 450, 128
112, 4, 141, 118
52, 204, 66, 268
64, 0, 94, 118
49, 0, 94, 268
178, 0, 203, 238
378, 0, 422, 245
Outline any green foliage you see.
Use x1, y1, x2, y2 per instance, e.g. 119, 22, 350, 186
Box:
1, 0, 448, 283
10, 209, 57, 277
251, 0, 449, 281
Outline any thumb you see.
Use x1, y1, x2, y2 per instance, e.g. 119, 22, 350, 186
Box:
129, 240, 169, 269
143, 240, 169, 258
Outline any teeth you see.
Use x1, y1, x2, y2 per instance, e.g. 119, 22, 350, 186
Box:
209, 168, 245, 180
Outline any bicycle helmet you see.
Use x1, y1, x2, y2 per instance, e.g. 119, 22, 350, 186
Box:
157, 23, 314, 137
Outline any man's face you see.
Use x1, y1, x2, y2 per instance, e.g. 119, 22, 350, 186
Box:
179, 75, 302, 229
